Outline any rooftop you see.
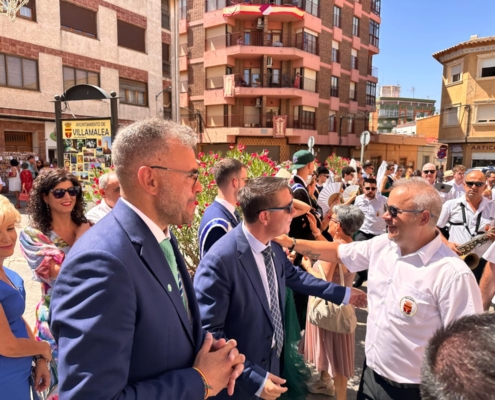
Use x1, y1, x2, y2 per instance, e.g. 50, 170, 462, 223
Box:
433, 35, 495, 62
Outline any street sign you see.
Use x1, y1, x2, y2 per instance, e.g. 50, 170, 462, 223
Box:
439, 144, 448, 151
360, 130, 371, 146
437, 150, 447, 159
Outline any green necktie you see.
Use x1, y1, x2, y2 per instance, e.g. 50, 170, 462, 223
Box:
160, 238, 187, 310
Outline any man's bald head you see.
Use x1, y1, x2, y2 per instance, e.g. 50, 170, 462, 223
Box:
422, 163, 437, 185
464, 170, 487, 201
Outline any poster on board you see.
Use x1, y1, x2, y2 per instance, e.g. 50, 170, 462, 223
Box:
62, 118, 112, 187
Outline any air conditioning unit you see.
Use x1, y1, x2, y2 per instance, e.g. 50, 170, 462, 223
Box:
256, 18, 264, 29
267, 56, 273, 67
255, 98, 262, 107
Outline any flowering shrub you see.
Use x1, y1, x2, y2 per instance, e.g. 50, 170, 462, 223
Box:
83, 165, 112, 207
172, 143, 279, 274
325, 154, 350, 177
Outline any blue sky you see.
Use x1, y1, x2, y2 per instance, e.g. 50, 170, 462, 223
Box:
376, 0, 495, 109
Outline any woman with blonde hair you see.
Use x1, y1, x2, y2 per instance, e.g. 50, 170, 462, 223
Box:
0, 196, 51, 399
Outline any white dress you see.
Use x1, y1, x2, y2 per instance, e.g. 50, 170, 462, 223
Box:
8, 167, 21, 192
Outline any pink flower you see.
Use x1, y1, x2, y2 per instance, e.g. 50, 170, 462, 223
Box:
205, 203, 209, 207
200, 162, 206, 168
229, 144, 235, 149
198, 152, 205, 158
209, 151, 213, 154
210, 180, 216, 185
96, 199, 101, 205
251, 153, 258, 158
204, 172, 209, 176
91, 164, 95, 168
194, 201, 199, 205
263, 172, 268, 176
213, 154, 219, 160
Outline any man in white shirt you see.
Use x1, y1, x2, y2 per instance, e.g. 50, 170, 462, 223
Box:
437, 170, 495, 283
361, 161, 374, 180
341, 166, 356, 191
86, 172, 121, 223
443, 170, 454, 182
275, 178, 482, 400
445, 164, 466, 201
486, 170, 495, 200
353, 178, 388, 287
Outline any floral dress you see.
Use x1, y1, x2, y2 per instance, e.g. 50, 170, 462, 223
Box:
20, 227, 70, 400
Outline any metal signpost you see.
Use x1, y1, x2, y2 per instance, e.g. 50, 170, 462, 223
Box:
308, 136, 315, 155
360, 130, 370, 164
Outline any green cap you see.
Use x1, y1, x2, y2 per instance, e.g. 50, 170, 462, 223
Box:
291, 150, 315, 170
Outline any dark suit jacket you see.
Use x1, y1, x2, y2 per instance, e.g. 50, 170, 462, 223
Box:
198, 200, 239, 259
194, 225, 347, 400
50, 200, 205, 400
289, 175, 314, 241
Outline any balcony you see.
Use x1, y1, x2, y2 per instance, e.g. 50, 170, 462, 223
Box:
205, 114, 315, 130
371, 0, 380, 16
205, 32, 319, 56
368, 66, 378, 78
366, 94, 376, 106
205, 73, 317, 93
205, 0, 318, 16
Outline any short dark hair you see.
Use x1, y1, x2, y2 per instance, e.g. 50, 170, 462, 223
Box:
9, 159, 18, 167
386, 163, 395, 171
27, 155, 35, 161
238, 177, 292, 224
363, 161, 373, 169
316, 166, 329, 177
453, 164, 466, 174
486, 170, 495, 179
363, 178, 377, 185
213, 158, 246, 189
421, 313, 495, 400
356, 166, 362, 174
341, 166, 356, 177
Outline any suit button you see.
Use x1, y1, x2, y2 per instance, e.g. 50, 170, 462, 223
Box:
261, 359, 267, 364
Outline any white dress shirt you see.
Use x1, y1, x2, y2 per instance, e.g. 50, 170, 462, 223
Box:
339, 233, 482, 384
354, 194, 388, 236
437, 195, 495, 257
214, 197, 237, 221
445, 181, 465, 201
86, 198, 113, 223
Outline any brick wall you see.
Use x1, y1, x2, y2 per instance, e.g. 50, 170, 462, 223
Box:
318, 66, 331, 100
189, 63, 205, 95
162, 32, 171, 45
319, 31, 332, 64
317, 102, 330, 135
188, 25, 205, 59
321, 0, 335, 29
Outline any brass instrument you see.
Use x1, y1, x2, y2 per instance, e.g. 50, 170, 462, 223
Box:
456, 229, 495, 270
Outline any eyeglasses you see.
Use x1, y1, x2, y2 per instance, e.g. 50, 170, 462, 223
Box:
50, 186, 81, 199
383, 204, 431, 218
422, 170, 436, 175
258, 200, 293, 214
330, 217, 340, 224
150, 166, 200, 186
364, 187, 377, 191
465, 181, 485, 188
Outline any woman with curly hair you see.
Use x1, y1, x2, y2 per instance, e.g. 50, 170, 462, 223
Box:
19, 169, 91, 399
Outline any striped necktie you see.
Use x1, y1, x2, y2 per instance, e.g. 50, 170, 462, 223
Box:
159, 238, 187, 310
234, 209, 242, 224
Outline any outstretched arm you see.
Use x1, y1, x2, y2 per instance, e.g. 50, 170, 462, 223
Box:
274, 235, 341, 263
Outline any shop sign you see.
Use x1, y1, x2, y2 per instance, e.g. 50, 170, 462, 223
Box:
450, 145, 463, 153
470, 145, 495, 151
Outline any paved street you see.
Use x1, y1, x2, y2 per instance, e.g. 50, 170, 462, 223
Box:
5, 194, 368, 400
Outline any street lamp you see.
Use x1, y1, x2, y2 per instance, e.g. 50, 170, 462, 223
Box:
155, 86, 172, 118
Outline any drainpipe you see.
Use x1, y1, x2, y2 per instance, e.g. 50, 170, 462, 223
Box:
464, 105, 471, 144
339, 115, 343, 146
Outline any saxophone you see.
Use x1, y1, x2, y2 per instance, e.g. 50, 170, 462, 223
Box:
456, 228, 495, 269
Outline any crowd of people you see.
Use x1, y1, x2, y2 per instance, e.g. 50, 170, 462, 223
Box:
1, 118, 495, 400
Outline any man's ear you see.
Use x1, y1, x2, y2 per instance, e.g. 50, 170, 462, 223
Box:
99, 188, 106, 199
136, 166, 160, 196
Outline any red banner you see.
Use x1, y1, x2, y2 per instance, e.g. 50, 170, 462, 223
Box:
273, 115, 287, 137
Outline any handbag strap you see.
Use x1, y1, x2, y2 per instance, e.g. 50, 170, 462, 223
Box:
317, 262, 345, 286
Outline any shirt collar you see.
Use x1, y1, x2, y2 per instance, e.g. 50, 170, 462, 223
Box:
242, 223, 270, 254
459, 194, 490, 213
295, 174, 308, 187
120, 198, 170, 243
215, 197, 237, 216
392, 232, 443, 265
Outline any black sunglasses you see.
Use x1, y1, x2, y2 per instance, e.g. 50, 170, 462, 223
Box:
258, 200, 293, 214
465, 181, 485, 188
383, 204, 431, 218
364, 187, 377, 191
50, 186, 81, 199
422, 170, 436, 175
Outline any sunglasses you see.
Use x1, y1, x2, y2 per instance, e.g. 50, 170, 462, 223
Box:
258, 200, 293, 214
383, 204, 428, 218
50, 186, 81, 199
364, 187, 377, 191
465, 181, 485, 188
422, 170, 436, 175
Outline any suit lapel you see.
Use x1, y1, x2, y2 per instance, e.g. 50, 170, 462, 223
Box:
236, 227, 273, 325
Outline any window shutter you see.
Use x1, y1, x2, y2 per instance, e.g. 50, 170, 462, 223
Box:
450, 64, 461, 76
7, 56, 22, 87
0, 55, 6, 86
482, 58, 495, 69
477, 104, 495, 123
332, 40, 339, 50
118, 20, 146, 53
445, 108, 459, 126
22, 59, 38, 89
351, 49, 357, 57
60, 1, 97, 37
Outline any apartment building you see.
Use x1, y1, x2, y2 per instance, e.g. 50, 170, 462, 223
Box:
179, 0, 380, 162
433, 35, 495, 168
0, 0, 173, 162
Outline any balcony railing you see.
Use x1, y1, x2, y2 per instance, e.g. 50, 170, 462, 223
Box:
333, 14, 341, 28
351, 55, 358, 70
368, 66, 378, 77
370, 35, 379, 47
205, 0, 318, 16
161, 10, 170, 30
206, 31, 319, 55
205, 73, 317, 92
205, 114, 314, 129
330, 87, 339, 97
366, 94, 376, 106
331, 48, 340, 63
371, 0, 381, 15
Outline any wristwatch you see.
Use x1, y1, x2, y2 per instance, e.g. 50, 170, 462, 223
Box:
288, 237, 297, 251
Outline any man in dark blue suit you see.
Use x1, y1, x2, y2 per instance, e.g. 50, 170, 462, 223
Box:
194, 177, 367, 400
199, 158, 247, 258
50, 119, 244, 400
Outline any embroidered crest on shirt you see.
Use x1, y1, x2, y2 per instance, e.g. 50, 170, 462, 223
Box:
400, 296, 417, 316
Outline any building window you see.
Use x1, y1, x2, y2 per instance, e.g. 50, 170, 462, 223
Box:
352, 17, 360, 37
332, 41, 340, 63
118, 20, 146, 53
366, 81, 376, 106
62, 66, 99, 91
443, 107, 459, 126
333, 6, 341, 28
304, 0, 319, 18
351, 49, 358, 70
18, 0, 36, 21
331, 76, 339, 97
350, 82, 356, 101
300, 109, 316, 130
347, 117, 354, 133
476, 104, 495, 123
60, 1, 97, 38
297, 32, 318, 55
480, 57, 495, 78
161, 0, 170, 30
119, 79, 148, 106
329, 114, 336, 132
162, 43, 171, 78
369, 20, 379, 47
0, 53, 38, 90
449, 63, 462, 83
371, 0, 380, 15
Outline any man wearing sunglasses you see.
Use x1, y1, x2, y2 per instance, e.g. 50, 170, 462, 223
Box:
275, 178, 482, 400
199, 158, 247, 259
195, 177, 367, 400
352, 178, 388, 288
437, 170, 495, 283
51, 119, 245, 400
362, 161, 375, 180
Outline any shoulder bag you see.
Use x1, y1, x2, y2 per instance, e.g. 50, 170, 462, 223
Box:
308, 263, 357, 334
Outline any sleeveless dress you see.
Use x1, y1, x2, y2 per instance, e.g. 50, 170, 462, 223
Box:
302, 263, 356, 379
8, 166, 21, 192
0, 267, 32, 400
20, 228, 71, 400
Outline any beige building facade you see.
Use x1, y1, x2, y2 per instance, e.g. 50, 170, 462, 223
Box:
433, 35, 495, 169
0, 0, 174, 162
